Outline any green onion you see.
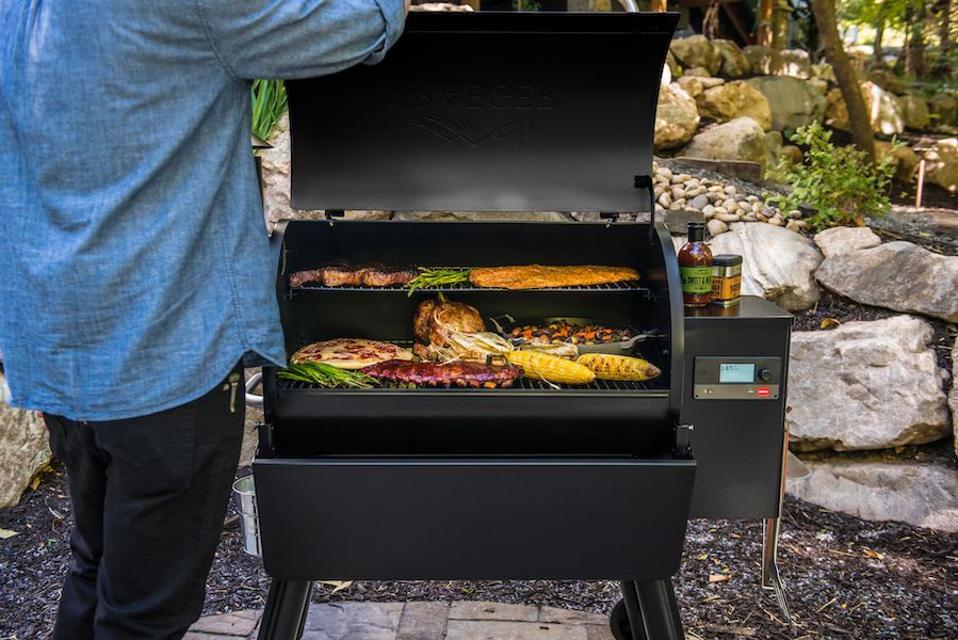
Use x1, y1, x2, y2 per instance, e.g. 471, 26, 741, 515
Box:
251, 79, 287, 141
405, 268, 471, 296
279, 362, 377, 389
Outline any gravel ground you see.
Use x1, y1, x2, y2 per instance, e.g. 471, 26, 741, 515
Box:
2, 467, 956, 640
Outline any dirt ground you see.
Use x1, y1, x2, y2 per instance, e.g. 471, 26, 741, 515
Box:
2, 467, 955, 640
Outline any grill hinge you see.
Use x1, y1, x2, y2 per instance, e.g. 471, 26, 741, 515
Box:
325, 209, 345, 219
634, 174, 655, 240
674, 423, 694, 459
257, 422, 276, 458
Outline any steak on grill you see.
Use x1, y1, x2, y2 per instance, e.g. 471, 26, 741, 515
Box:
362, 360, 522, 388
289, 264, 418, 288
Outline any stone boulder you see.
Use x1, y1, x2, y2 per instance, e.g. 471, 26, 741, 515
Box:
654, 83, 701, 151
929, 94, 958, 127
697, 81, 772, 131
876, 141, 919, 182
952, 342, 958, 457
811, 62, 836, 83
787, 456, 958, 532
826, 81, 904, 135
0, 374, 51, 508
683, 117, 768, 166
867, 67, 908, 95
711, 39, 750, 78
815, 240, 958, 322
684, 66, 713, 78
812, 226, 881, 258
743, 45, 785, 76
669, 35, 720, 76
924, 138, 958, 193
747, 76, 826, 131
896, 94, 930, 131
764, 130, 783, 168
788, 316, 949, 451
779, 49, 812, 79
675, 75, 724, 101
708, 222, 822, 310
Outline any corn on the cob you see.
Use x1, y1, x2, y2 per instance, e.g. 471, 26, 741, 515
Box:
506, 350, 596, 385
576, 353, 662, 381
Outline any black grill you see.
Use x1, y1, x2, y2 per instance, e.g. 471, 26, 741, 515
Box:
251, 11, 702, 640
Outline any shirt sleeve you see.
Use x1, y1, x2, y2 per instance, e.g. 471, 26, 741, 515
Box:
197, 0, 406, 80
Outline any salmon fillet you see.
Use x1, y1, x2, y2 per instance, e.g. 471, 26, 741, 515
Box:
468, 265, 639, 289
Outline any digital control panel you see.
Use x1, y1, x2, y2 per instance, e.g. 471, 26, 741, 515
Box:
693, 356, 782, 400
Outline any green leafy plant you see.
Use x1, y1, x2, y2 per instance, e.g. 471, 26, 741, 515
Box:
251, 79, 287, 141
766, 121, 897, 231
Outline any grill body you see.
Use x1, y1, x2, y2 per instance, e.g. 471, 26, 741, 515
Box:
249, 10, 707, 640
255, 219, 695, 582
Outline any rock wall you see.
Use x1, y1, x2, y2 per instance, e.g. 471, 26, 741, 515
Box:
658, 36, 945, 179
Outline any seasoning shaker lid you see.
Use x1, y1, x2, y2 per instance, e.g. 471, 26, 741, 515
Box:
711, 254, 742, 267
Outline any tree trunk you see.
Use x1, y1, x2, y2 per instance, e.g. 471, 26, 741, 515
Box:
873, 17, 884, 62
757, 0, 774, 46
935, 0, 953, 76
772, 0, 790, 49
906, 1, 926, 77
810, 0, 875, 162
649, 0, 667, 11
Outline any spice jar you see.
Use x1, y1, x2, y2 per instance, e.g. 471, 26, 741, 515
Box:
678, 222, 713, 307
711, 254, 742, 306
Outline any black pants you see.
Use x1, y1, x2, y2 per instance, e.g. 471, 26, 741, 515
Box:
45, 364, 245, 640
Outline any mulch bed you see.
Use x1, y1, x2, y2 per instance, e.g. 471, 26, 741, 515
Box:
2, 467, 956, 639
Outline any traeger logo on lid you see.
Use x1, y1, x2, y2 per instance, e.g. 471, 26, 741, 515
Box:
389, 82, 558, 148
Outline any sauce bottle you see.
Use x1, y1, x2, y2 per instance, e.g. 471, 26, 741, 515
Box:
678, 222, 713, 307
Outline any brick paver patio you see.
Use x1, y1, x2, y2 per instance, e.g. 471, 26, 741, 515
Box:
185, 601, 616, 640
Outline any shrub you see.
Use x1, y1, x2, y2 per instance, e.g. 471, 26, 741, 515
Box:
766, 122, 897, 230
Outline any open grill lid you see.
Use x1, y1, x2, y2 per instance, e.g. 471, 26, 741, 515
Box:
286, 11, 678, 214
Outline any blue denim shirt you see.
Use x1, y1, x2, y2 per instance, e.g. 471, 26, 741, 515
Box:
0, 0, 405, 420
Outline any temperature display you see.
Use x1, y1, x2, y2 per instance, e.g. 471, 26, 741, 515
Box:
719, 363, 755, 383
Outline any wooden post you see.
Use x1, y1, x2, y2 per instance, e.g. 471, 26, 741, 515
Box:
916, 159, 926, 208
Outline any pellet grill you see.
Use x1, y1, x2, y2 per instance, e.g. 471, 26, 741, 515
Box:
248, 9, 795, 640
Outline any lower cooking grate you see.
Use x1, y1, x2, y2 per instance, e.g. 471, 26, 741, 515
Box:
277, 377, 663, 392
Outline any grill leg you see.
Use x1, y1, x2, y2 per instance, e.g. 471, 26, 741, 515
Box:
257, 580, 313, 640
619, 581, 647, 640
621, 579, 685, 640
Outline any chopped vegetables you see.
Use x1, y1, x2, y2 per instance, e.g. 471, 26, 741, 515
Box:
279, 362, 378, 388
506, 350, 596, 385
576, 353, 661, 382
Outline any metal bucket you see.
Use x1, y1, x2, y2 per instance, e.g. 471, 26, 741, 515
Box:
232, 475, 261, 557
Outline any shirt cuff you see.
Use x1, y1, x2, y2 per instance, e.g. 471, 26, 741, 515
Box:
364, 0, 406, 65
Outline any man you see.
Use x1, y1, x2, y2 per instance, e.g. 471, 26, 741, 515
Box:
0, 1, 407, 638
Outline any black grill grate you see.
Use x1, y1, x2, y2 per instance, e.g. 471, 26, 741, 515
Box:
288, 272, 652, 297
276, 377, 663, 392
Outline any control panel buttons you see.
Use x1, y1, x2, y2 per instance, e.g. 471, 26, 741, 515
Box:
758, 368, 773, 382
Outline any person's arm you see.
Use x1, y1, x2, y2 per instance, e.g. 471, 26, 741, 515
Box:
197, 0, 408, 80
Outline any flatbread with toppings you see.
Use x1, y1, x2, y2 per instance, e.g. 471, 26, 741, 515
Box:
290, 339, 413, 369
